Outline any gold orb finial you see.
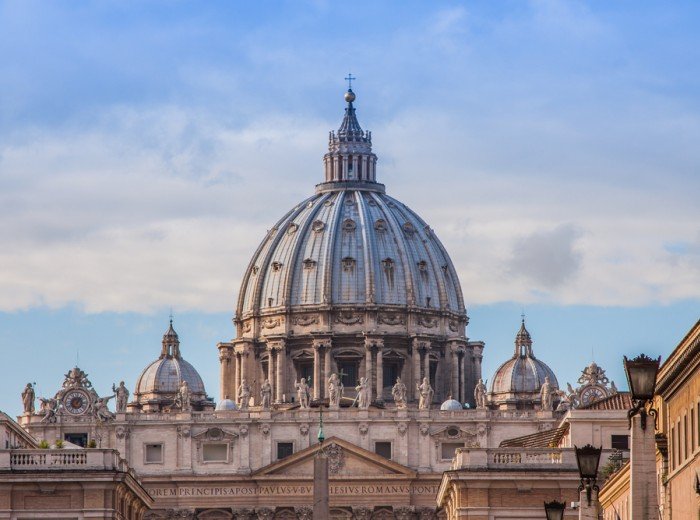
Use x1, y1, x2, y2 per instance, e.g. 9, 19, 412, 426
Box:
344, 89, 356, 103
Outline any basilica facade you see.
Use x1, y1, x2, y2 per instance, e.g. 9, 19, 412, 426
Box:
6, 88, 629, 519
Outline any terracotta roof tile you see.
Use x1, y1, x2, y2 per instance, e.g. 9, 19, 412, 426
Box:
578, 392, 632, 411
499, 423, 569, 448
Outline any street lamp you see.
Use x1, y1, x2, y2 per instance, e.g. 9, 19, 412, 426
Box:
543, 500, 566, 520
575, 444, 602, 506
623, 354, 661, 430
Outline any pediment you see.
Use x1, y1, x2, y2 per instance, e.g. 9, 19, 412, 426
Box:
192, 427, 238, 441
253, 436, 415, 478
429, 424, 478, 440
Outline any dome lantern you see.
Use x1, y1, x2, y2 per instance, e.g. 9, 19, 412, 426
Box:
322, 84, 379, 186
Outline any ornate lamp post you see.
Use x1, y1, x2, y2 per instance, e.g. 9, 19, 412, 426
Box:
544, 500, 566, 520
575, 444, 602, 506
623, 354, 661, 430
623, 353, 661, 519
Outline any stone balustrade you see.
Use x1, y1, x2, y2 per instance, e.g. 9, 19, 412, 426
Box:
451, 447, 576, 470
1, 449, 132, 474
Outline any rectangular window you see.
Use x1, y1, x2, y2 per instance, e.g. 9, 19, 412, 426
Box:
202, 443, 228, 463
375, 441, 392, 459
64, 433, 88, 448
671, 425, 675, 470
338, 362, 358, 389
692, 407, 696, 452
683, 414, 688, 461
611, 435, 629, 451
145, 443, 163, 464
277, 442, 294, 461
441, 442, 464, 460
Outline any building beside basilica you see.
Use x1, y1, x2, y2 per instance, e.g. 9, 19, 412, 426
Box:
0, 87, 673, 519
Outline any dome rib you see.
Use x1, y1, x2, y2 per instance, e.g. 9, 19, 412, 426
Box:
321, 191, 345, 304
250, 195, 315, 313
282, 192, 331, 309
237, 201, 303, 317
356, 192, 376, 304
372, 192, 418, 306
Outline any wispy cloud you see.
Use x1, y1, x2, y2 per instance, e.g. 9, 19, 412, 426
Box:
1, 1, 699, 313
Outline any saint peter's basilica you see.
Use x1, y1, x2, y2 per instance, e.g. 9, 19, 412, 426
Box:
2, 87, 639, 519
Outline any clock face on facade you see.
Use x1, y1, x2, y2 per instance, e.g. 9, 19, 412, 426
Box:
580, 385, 606, 405
63, 389, 90, 415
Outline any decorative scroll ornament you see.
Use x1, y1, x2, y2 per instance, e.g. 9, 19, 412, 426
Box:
394, 507, 415, 520
417, 315, 438, 328
335, 312, 363, 325
327, 443, 345, 474
378, 312, 405, 326
261, 318, 282, 329
255, 507, 275, 520
352, 507, 372, 520
292, 314, 319, 326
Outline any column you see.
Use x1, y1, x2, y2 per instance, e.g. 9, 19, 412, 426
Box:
240, 348, 248, 385
217, 345, 232, 401
267, 347, 275, 399
461, 353, 469, 406
451, 348, 459, 401
365, 344, 373, 402
234, 353, 241, 402
275, 344, 286, 404
342, 156, 348, 180
630, 412, 659, 519
324, 345, 332, 398
313, 343, 322, 400
423, 347, 430, 384
412, 342, 421, 401
375, 347, 383, 400
578, 489, 599, 520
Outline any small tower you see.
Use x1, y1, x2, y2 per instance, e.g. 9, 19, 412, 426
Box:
161, 318, 180, 358
322, 82, 378, 184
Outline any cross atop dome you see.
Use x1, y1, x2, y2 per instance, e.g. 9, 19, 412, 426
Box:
345, 72, 356, 89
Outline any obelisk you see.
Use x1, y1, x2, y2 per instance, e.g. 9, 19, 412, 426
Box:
313, 406, 330, 519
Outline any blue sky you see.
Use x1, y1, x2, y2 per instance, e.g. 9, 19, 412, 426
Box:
1, 1, 699, 416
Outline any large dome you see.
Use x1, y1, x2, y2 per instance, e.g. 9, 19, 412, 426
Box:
220, 87, 479, 409
236, 188, 464, 316
490, 320, 558, 409
236, 89, 464, 323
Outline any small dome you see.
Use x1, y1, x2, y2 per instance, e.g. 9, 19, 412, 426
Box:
130, 321, 211, 412
440, 398, 463, 411
135, 357, 206, 395
490, 320, 559, 409
215, 398, 238, 411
